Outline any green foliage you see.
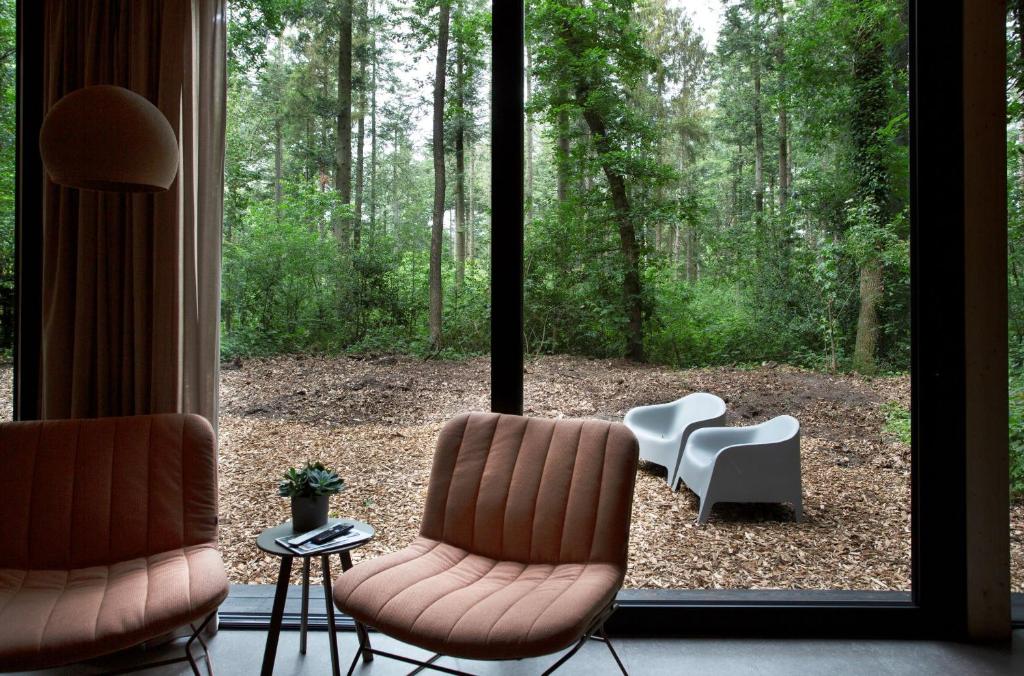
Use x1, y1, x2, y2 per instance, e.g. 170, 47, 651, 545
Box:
881, 401, 911, 446
1010, 370, 1024, 501
278, 461, 345, 498
216, 0, 913, 376
646, 276, 773, 367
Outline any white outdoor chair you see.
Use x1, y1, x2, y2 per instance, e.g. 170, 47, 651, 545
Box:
678, 414, 802, 525
624, 392, 727, 492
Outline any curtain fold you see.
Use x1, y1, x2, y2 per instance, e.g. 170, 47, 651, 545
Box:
39, 0, 225, 424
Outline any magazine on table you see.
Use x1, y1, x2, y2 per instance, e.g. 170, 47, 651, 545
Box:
275, 520, 371, 555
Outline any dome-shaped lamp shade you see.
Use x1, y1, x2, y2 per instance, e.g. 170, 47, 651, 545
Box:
39, 85, 179, 193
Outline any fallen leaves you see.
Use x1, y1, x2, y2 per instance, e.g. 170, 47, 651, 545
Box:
217, 354, 917, 591
0, 358, 1020, 592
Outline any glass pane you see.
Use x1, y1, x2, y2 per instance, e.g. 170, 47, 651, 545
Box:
219, 0, 491, 583
523, 0, 911, 591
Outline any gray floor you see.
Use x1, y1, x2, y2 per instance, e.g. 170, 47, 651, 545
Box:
13, 628, 1024, 676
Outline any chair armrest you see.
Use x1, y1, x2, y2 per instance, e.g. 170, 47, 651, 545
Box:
686, 426, 756, 452
625, 399, 683, 432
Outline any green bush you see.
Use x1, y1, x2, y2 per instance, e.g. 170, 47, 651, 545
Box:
1010, 369, 1024, 501
881, 401, 911, 446
646, 276, 773, 367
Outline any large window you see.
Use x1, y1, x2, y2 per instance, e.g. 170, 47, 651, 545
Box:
218, 0, 492, 584
523, 0, 911, 592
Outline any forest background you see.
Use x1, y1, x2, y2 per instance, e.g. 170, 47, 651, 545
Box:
0, 0, 1020, 497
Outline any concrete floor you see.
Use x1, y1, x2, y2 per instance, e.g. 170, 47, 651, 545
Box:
12, 628, 1024, 676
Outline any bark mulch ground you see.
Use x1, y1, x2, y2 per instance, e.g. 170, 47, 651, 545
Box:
2, 361, 1020, 591
217, 354, 915, 591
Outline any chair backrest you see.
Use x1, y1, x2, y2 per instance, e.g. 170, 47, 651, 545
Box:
0, 414, 218, 570
672, 392, 726, 429
420, 413, 639, 567
750, 415, 800, 445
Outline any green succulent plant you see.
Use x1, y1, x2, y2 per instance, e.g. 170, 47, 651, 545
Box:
278, 461, 344, 498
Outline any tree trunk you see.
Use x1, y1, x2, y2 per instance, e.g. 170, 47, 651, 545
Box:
525, 44, 535, 222
334, 0, 353, 249
353, 1, 368, 250
354, 65, 365, 249
274, 117, 283, 222
849, 1, 890, 374
671, 223, 681, 280
753, 48, 765, 233
686, 226, 696, 282
467, 140, 475, 259
391, 125, 401, 246
852, 259, 883, 375
775, 0, 791, 212
455, 37, 467, 293
369, 1, 378, 243
429, 1, 451, 352
305, 118, 313, 181
556, 89, 570, 204
579, 106, 644, 362
778, 106, 790, 211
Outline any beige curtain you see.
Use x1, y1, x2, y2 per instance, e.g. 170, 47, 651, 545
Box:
40, 0, 225, 424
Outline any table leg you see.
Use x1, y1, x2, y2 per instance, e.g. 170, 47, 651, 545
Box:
340, 551, 373, 662
300, 557, 311, 655
260, 555, 293, 676
321, 554, 341, 676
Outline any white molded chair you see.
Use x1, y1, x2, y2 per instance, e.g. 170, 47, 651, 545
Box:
678, 415, 802, 525
624, 392, 727, 491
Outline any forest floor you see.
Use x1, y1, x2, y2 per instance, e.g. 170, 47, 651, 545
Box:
214, 353, 1017, 592
1, 360, 1020, 591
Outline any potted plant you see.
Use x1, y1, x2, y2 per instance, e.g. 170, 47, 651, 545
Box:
278, 461, 345, 532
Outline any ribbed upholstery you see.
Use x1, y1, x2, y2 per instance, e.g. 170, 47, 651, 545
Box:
334, 413, 639, 660
0, 415, 228, 672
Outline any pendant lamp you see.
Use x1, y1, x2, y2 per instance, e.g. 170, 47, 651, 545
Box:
39, 85, 178, 193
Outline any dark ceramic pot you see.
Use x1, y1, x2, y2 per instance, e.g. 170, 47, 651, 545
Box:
291, 494, 329, 533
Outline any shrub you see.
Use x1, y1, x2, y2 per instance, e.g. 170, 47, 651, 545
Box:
1010, 370, 1024, 501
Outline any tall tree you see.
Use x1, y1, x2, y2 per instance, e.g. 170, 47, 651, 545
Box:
751, 5, 766, 236
335, 0, 354, 249
429, 0, 452, 351
774, 0, 791, 212
848, 0, 889, 375
353, 0, 369, 249
368, 0, 379, 240
526, 43, 535, 222
454, 27, 467, 291
531, 0, 663, 362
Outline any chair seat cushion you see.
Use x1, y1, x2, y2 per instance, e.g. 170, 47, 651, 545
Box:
333, 537, 623, 660
0, 544, 228, 671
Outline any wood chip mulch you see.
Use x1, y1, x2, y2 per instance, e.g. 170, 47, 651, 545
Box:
1, 360, 1020, 592
215, 354, 913, 591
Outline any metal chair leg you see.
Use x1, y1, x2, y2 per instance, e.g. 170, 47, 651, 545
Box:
98, 611, 217, 676
344, 603, 626, 676
185, 612, 217, 676
542, 603, 627, 676
540, 635, 589, 675
300, 557, 311, 654
596, 626, 628, 675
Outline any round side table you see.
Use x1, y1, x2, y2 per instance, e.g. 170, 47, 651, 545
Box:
256, 518, 374, 676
